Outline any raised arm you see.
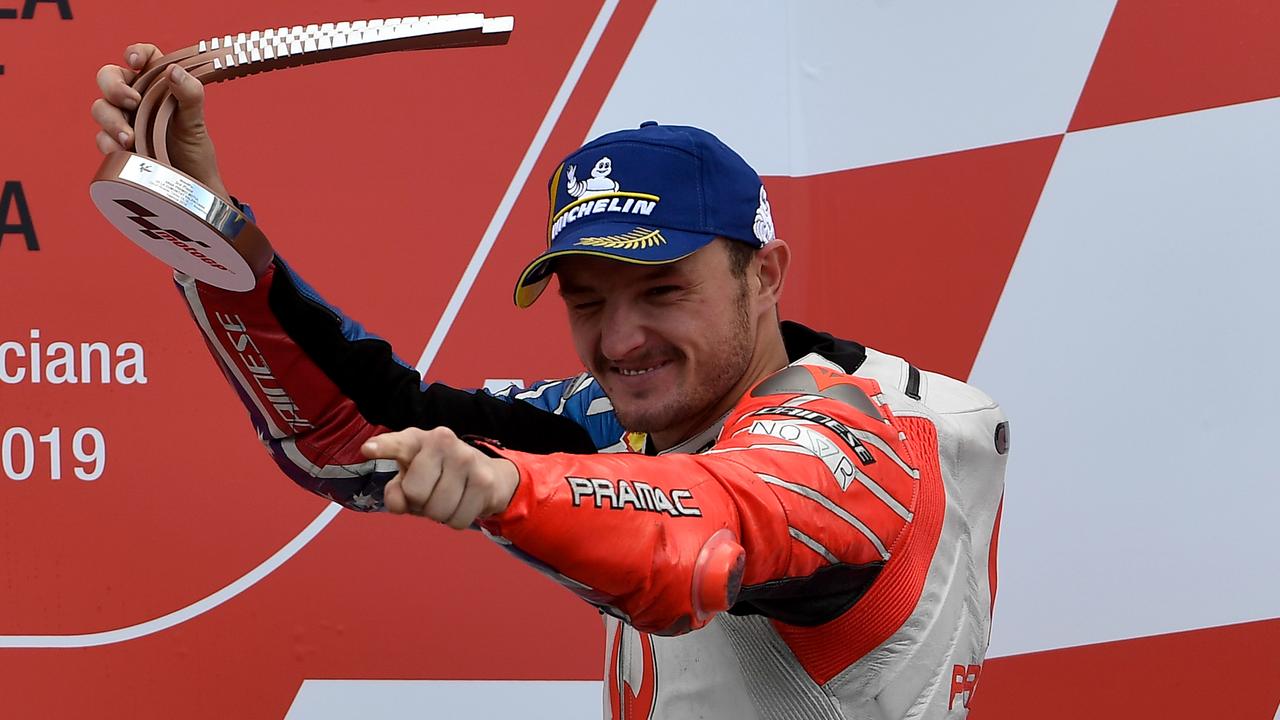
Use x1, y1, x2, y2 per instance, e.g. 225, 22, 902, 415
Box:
175, 253, 608, 511
94, 43, 616, 511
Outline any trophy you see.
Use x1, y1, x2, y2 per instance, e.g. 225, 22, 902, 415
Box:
90, 14, 514, 292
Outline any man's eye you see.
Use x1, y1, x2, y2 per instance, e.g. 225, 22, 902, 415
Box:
647, 285, 680, 297
572, 300, 602, 311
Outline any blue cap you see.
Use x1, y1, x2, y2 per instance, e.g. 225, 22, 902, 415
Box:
514, 122, 776, 307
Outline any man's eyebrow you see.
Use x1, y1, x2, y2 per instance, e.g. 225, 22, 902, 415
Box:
641, 265, 683, 282
625, 264, 687, 286
558, 265, 684, 296
557, 280, 592, 296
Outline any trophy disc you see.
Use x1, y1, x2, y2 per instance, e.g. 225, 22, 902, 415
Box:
90, 151, 269, 291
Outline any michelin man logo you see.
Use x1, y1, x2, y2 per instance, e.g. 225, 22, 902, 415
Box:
753, 185, 775, 245
567, 156, 621, 199
549, 156, 658, 242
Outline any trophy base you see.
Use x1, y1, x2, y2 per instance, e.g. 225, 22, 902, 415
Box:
89, 151, 271, 291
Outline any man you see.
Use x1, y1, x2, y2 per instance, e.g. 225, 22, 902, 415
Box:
94, 44, 1007, 718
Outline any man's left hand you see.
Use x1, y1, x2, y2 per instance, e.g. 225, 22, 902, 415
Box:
361, 427, 518, 528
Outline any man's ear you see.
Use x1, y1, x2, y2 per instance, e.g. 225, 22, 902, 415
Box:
754, 239, 790, 309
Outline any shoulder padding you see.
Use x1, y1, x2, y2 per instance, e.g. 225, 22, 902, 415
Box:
751, 365, 884, 422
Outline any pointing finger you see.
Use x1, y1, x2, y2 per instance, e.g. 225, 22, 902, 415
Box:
362, 430, 423, 466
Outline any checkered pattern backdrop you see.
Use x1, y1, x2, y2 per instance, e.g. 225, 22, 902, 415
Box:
0, 1, 1276, 717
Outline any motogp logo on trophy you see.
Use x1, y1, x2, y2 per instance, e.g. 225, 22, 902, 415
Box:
113, 197, 231, 272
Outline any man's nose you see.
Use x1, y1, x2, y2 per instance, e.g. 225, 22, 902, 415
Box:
599, 302, 647, 361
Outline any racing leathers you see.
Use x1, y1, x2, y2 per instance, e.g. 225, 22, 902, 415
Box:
175, 250, 1007, 719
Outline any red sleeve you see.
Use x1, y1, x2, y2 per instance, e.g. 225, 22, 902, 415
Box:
175, 263, 396, 509
478, 364, 920, 635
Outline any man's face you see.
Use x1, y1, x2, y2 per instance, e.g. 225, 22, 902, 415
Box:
555, 241, 755, 442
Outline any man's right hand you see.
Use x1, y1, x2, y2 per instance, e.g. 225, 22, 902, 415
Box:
93, 43, 231, 202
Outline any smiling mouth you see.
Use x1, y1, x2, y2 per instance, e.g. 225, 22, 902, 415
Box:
615, 361, 669, 377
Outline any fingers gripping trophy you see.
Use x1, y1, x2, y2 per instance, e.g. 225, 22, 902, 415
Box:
89, 14, 514, 291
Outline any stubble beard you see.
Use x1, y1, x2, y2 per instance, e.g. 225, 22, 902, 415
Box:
611, 284, 755, 436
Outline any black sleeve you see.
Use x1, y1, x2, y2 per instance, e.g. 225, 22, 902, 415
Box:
267, 259, 597, 455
